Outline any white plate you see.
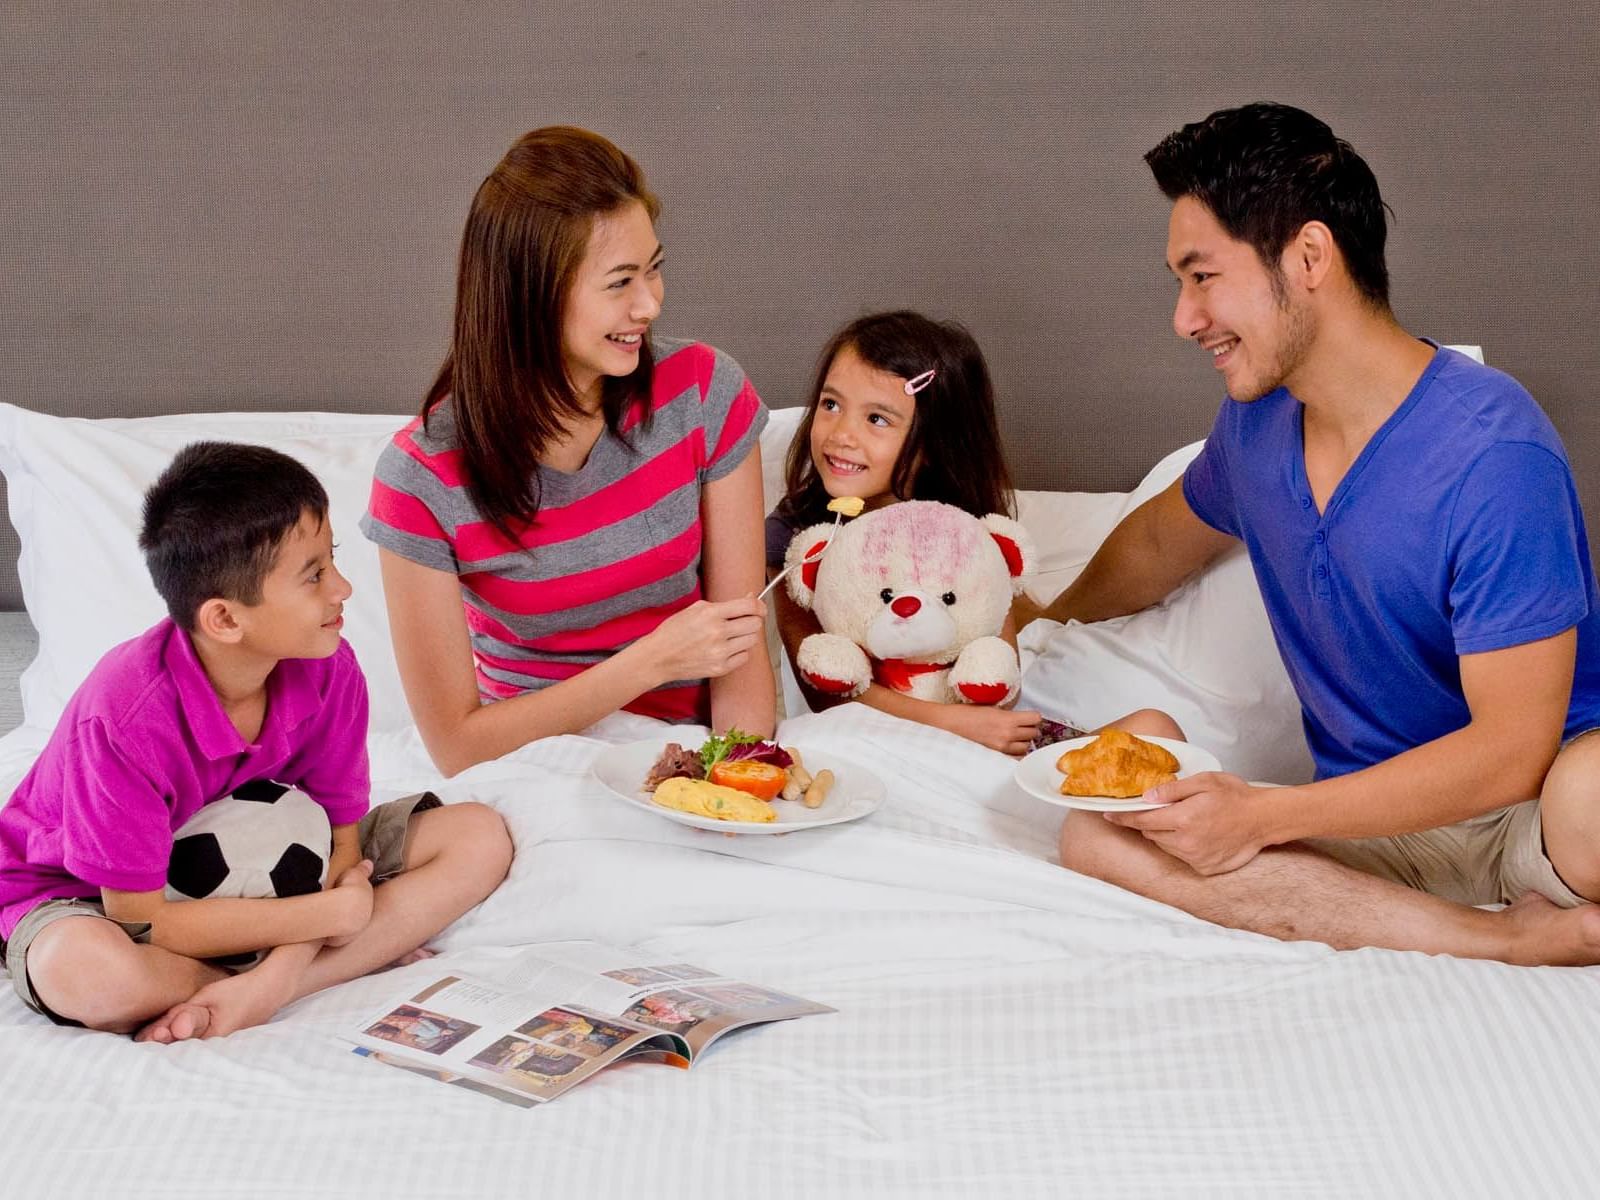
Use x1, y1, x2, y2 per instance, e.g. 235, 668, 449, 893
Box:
1013, 735, 1222, 812
592, 739, 886, 834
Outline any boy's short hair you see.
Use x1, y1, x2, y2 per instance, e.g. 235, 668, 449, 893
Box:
1145, 102, 1392, 309
139, 442, 329, 629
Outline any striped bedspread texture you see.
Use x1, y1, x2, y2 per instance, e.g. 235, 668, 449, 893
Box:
0, 700, 1595, 1198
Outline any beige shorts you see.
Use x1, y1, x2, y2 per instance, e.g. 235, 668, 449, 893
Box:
1307, 729, 1600, 908
1307, 798, 1582, 908
3, 791, 441, 1024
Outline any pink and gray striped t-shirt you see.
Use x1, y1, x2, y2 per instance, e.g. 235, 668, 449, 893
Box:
361, 337, 767, 723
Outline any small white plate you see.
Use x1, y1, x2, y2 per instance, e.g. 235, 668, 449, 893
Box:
1013, 735, 1222, 812
592, 740, 886, 835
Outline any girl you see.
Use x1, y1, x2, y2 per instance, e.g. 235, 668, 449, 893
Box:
770, 311, 1179, 755
364, 127, 773, 775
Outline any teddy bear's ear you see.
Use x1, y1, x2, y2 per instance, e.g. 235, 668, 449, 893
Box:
979, 514, 1036, 593
782, 523, 836, 610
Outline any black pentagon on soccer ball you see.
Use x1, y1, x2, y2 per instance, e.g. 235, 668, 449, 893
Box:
231, 779, 291, 803
269, 842, 326, 897
167, 832, 230, 899
209, 951, 261, 970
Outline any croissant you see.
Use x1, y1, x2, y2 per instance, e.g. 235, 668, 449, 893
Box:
1056, 729, 1179, 798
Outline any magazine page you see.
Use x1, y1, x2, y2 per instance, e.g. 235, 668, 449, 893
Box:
346, 941, 834, 1104
531, 941, 836, 1058
349, 967, 679, 1106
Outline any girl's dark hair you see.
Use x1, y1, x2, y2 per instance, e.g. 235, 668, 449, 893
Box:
778, 311, 1015, 528
424, 126, 660, 537
139, 441, 329, 629
1145, 102, 1392, 309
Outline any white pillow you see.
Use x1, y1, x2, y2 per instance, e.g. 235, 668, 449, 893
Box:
760, 405, 804, 515
1016, 442, 1315, 785
0, 402, 811, 737
0, 406, 413, 733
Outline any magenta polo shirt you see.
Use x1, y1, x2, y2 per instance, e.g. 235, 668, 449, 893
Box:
0, 619, 371, 939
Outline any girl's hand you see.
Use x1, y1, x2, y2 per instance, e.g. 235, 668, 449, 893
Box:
644, 597, 766, 683
937, 704, 1043, 756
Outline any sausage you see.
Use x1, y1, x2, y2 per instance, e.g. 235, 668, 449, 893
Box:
803, 768, 834, 809
781, 748, 813, 801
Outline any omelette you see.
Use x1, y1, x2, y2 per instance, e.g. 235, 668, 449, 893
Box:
651, 777, 778, 823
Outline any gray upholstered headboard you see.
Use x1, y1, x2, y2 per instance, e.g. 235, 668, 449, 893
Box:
5, 3, 1598, 610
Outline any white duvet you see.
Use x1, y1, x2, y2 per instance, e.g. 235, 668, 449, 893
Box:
3, 706, 1597, 1199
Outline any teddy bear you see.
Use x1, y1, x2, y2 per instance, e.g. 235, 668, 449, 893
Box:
783, 500, 1035, 705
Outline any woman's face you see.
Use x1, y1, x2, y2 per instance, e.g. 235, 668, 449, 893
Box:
562, 200, 664, 404
809, 344, 917, 505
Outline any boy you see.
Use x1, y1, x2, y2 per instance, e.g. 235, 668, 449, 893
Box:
0, 442, 513, 1039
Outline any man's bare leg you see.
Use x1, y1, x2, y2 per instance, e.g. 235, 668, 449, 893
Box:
26, 916, 226, 1032
1535, 730, 1600, 900
1060, 809, 1600, 966
1104, 708, 1185, 741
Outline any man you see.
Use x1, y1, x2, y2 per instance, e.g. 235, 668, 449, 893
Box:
1035, 103, 1600, 965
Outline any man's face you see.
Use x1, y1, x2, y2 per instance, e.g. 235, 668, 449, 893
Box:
1165, 196, 1314, 402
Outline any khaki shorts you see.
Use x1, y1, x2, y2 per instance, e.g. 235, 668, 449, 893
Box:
3, 791, 441, 1024
1308, 798, 1581, 909
1307, 729, 1600, 908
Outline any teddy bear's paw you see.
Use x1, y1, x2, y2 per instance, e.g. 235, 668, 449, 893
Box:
954, 680, 1013, 705
802, 671, 863, 696
797, 633, 871, 699
948, 636, 1021, 707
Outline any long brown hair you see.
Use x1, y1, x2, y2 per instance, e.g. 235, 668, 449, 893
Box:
424, 126, 661, 536
777, 311, 1016, 528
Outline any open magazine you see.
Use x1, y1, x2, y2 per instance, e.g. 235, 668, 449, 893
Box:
346, 940, 833, 1107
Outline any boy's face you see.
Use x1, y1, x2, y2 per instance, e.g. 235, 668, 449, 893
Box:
1165, 195, 1316, 403
233, 510, 351, 660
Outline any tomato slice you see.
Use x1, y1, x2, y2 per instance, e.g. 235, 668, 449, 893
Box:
707, 760, 787, 800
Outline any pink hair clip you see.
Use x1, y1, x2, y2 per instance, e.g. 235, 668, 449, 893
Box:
903, 369, 936, 396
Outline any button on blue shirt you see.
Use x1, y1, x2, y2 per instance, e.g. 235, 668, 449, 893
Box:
1183, 345, 1600, 779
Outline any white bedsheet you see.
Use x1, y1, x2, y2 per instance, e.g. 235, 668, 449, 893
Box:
2, 708, 1596, 1198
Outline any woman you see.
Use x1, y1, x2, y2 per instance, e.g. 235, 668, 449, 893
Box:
363, 127, 773, 775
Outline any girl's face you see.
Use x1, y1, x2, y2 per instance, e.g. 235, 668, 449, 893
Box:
809, 344, 917, 505
562, 200, 664, 404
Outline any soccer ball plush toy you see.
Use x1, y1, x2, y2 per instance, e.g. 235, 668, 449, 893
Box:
784, 500, 1035, 705
165, 780, 332, 968
166, 780, 331, 904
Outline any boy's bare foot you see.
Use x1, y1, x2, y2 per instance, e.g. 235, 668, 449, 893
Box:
136, 1001, 210, 1043
1499, 892, 1600, 966
135, 967, 292, 1042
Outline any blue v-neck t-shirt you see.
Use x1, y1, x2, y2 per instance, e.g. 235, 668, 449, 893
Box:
1182, 344, 1600, 780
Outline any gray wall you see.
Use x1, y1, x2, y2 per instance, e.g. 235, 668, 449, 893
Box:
4, 2, 1598, 609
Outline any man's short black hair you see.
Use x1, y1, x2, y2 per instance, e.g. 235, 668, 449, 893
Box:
139, 442, 329, 629
1145, 102, 1392, 308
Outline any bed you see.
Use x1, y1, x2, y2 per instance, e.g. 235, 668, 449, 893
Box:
1, 400, 1594, 1198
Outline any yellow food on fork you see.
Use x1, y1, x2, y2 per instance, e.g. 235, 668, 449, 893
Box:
826, 496, 865, 517
652, 777, 778, 823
